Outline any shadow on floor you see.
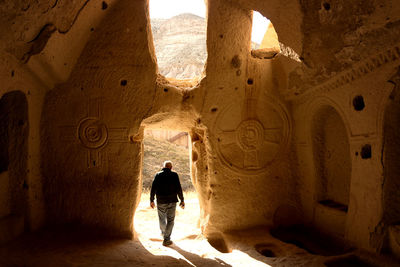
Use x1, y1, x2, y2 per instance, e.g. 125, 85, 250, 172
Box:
170, 243, 232, 267
270, 224, 353, 256
0, 228, 196, 267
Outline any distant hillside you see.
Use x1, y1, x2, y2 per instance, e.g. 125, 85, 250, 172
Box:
151, 13, 261, 79
142, 135, 193, 191
151, 13, 207, 79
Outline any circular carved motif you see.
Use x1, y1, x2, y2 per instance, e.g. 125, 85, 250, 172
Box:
77, 118, 108, 149
214, 97, 290, 175
236, 120, 264, 151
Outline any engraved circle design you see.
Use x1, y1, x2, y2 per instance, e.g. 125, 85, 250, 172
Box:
214, 97, 290, 175
236, 120, 264, 151
77, 118, 108, 149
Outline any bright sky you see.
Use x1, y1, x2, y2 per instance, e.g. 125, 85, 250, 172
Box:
149, 0, 206, 18
251, 11, 270, 44
150, 0, 270, 44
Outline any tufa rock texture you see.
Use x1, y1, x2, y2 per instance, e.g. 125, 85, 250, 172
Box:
0, 0, 400, 262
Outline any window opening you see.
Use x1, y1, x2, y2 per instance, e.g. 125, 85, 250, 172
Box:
150, 0, 207, 80
251, 11, 301, 62
251, 11, 271, 49
251, 11, 280, 59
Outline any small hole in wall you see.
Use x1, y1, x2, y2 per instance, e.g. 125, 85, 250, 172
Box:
101, 1, 108, 10
192, 151, 198, 161
90, 27, 94, 32
247, 78, 254, 85
355, 151, 359, 156
211, 107, 218, 113
11, 70, 14, 77
93, 160, 96, 166
219, 34, 224, 39
361, 144, 371, 159
353, 95, 365, 111
323, 2, 331, 10
164, 88, 168, 92
23, 180, 29, 189
231, 55, 241, 68
120, 80, 127, 86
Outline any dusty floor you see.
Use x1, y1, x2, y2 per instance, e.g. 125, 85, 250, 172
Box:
0, 195, 399, 266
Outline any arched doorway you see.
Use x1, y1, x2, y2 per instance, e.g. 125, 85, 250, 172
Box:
382, 85, 400, 254
0, 91, 28, 244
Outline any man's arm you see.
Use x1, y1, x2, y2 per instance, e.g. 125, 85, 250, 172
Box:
150, 174, 158, 207
176, 174, 185, 205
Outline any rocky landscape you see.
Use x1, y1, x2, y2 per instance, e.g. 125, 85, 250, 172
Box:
151, 13, 207, 79
142, 134, 192, 191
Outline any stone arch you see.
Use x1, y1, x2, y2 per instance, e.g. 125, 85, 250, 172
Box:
308, 101, 352, 237
381, 77, 400, 255
0, 91, 29, 243
312, 105, 351, 208
137, 110, 205, 214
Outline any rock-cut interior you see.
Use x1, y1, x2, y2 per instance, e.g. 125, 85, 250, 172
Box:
1, 0, 400, 266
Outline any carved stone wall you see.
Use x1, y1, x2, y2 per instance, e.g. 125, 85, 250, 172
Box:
1, 0, 400, 258
41, 0, 156, 237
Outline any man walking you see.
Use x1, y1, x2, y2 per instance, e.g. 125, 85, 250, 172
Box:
150, 160, 185, 246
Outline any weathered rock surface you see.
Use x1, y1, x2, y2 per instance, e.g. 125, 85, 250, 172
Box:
1, 0, 400, 264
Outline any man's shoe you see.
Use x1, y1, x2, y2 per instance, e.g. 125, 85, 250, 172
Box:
163, 240, 173, 246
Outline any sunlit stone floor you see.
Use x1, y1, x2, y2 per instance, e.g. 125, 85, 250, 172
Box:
0, 197, 398, 266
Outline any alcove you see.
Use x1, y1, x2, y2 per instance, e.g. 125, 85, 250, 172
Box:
382, 87, 400, 255
312, 105, 351, 236
0, 91, 29, 244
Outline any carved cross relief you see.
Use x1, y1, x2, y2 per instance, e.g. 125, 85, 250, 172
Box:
59, 98, 128, 168
215, 80, 289, 175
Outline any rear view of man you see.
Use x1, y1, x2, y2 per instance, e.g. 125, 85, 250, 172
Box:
150, 160, 185, 246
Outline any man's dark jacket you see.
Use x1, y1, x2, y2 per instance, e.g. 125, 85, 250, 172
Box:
150, 168, 184, 204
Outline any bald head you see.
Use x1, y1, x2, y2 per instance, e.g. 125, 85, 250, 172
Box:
163, 160, 172, 169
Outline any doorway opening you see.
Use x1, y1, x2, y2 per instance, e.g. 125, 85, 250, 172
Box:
134, 128, 201, 249
149, 0, 207, 80
0, 91, 29, 244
